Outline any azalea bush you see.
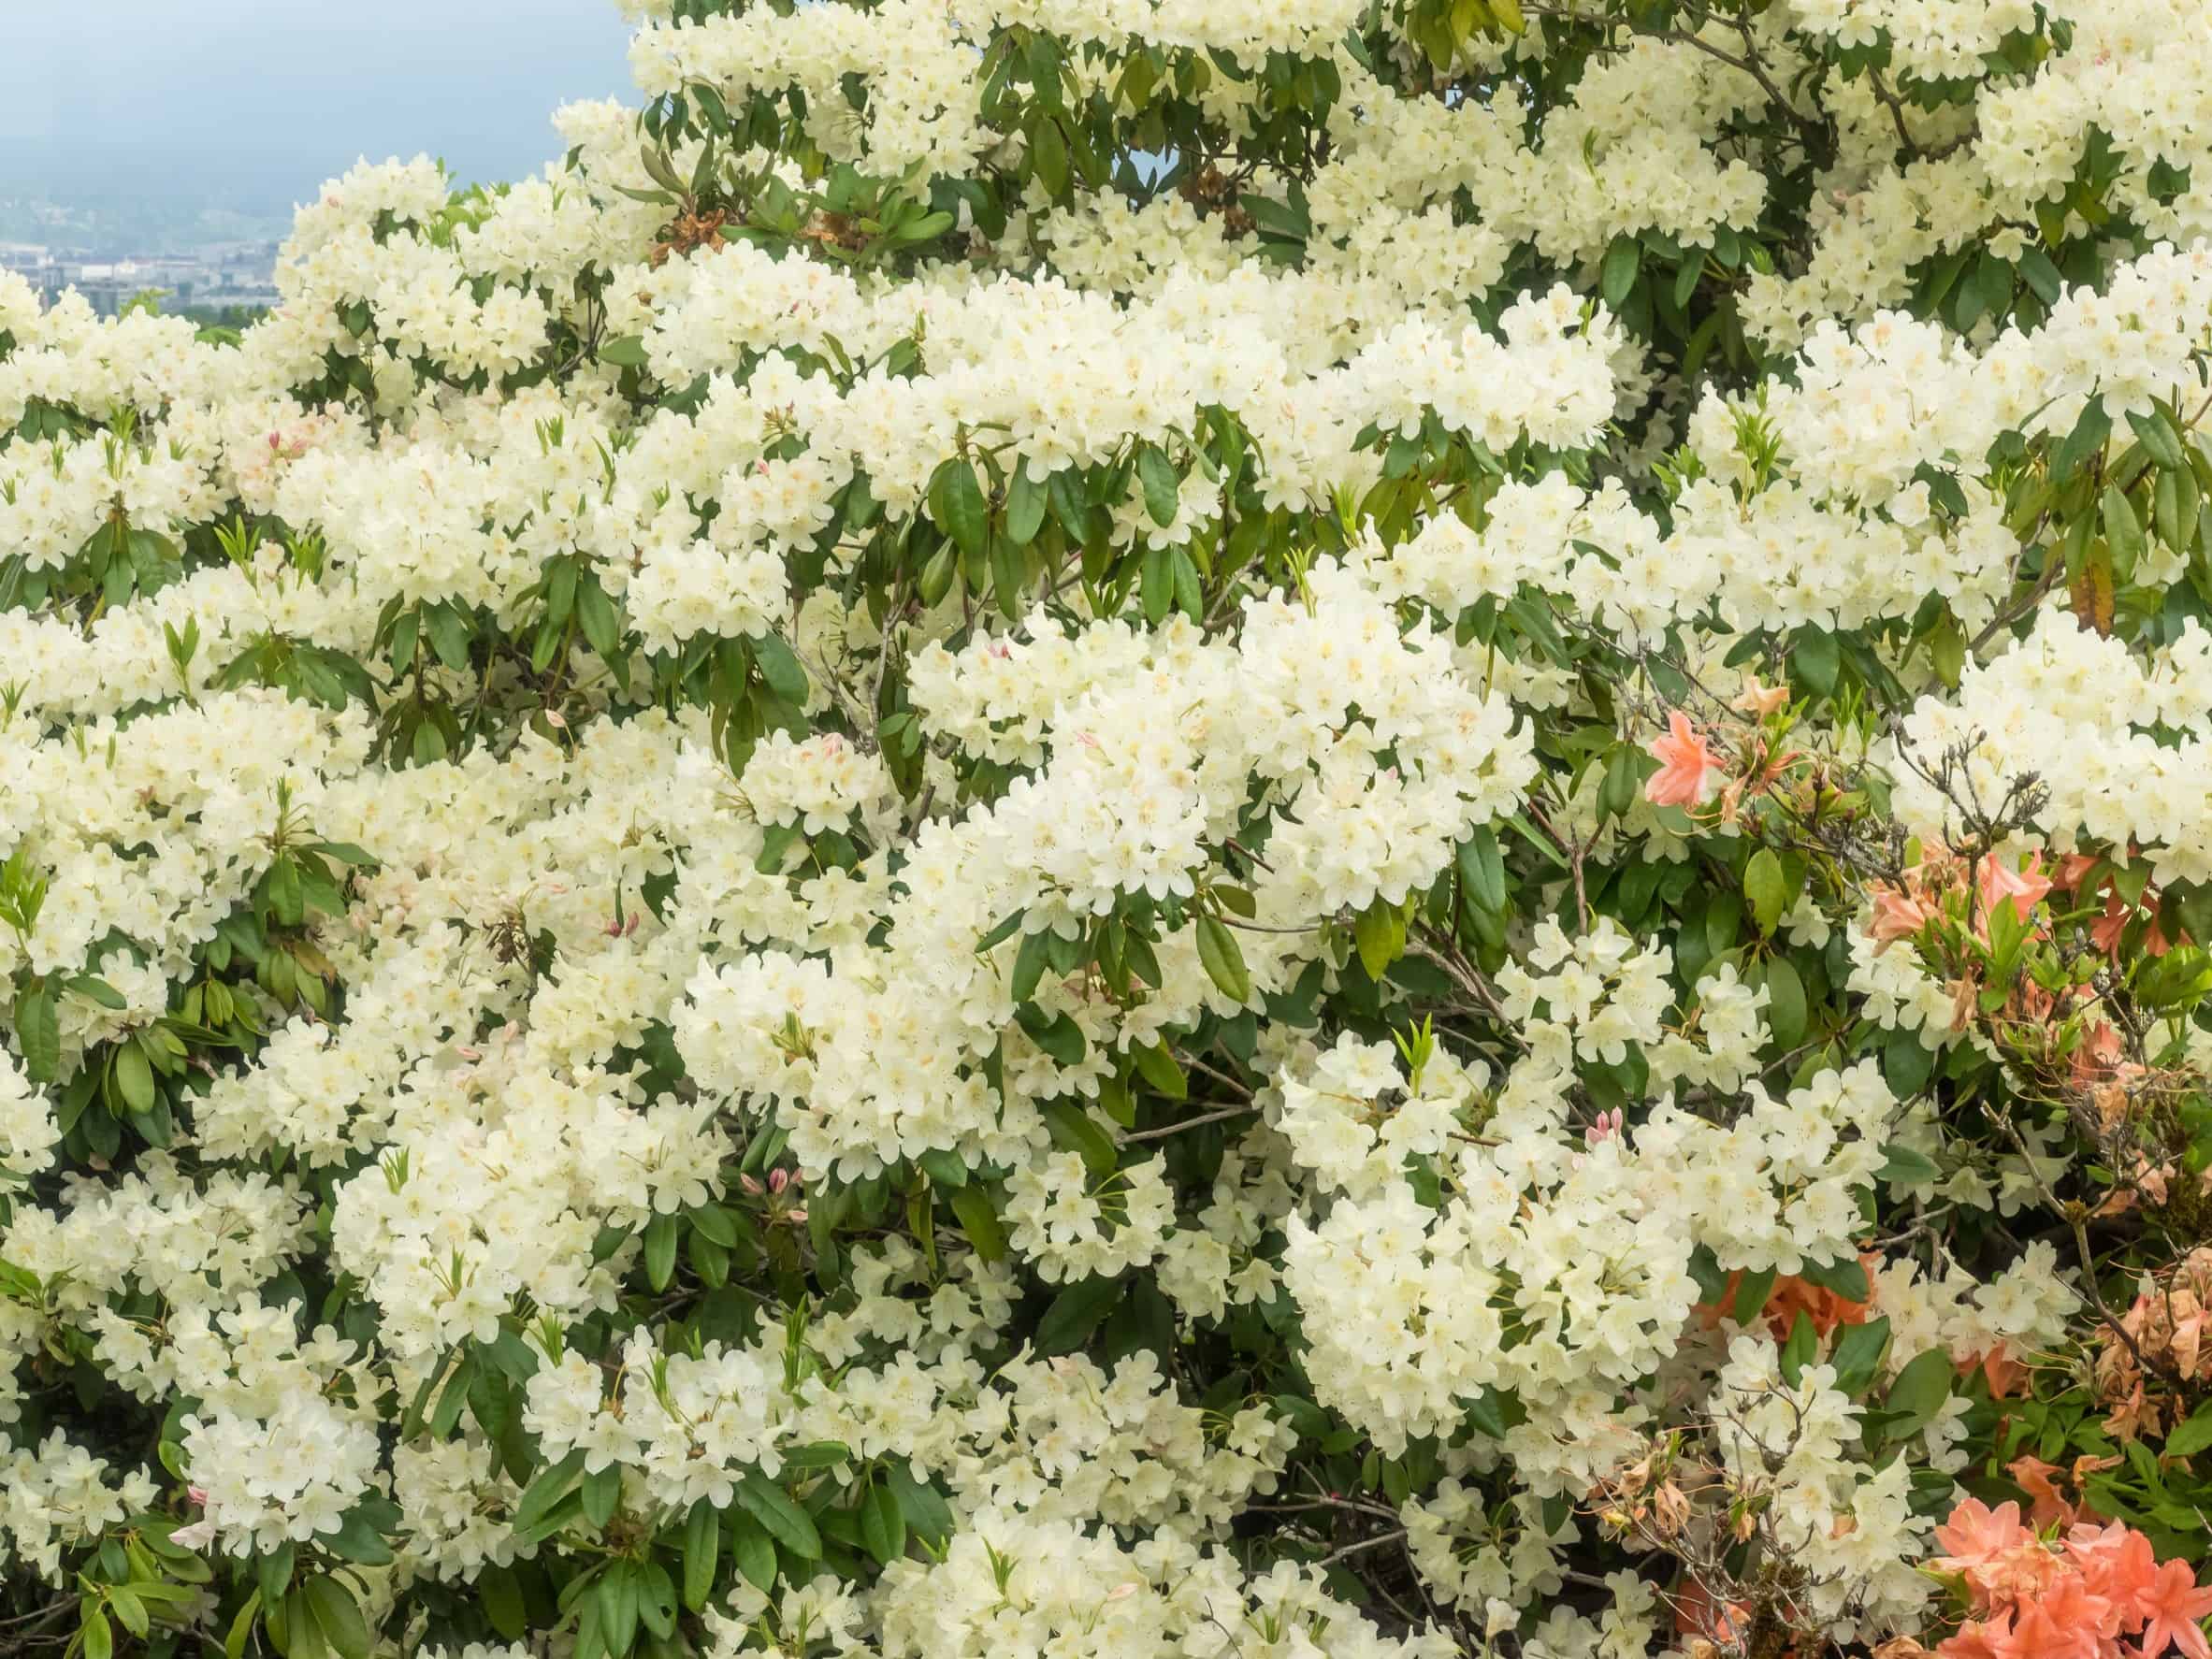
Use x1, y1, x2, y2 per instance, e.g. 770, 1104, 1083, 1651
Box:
10, 0, 2212, 1655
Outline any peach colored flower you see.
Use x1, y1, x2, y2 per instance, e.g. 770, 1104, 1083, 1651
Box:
1732, 674, 1789, 716
1644, 712, 1722, 808
2007, 1454, 2089, 1531
1867, 886, 1932, 950
2063, 1520, 2156, 1609
1976, 851, 2052, 926
1936, 1612, 2014, 1659
2138, 1558, 2212, 1659
1956, 1345, 2028, 1399
2002, 1575, 2116, 1659
1931, 1498, 2036, 1587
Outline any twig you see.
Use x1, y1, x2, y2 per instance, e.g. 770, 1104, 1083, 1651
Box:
1122, 1102, 1260, 1142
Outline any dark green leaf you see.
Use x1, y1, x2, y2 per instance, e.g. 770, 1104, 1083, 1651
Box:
735, 1472, 821, 1560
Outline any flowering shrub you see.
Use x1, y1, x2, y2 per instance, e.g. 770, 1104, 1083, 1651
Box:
10, 0, 2212, 1655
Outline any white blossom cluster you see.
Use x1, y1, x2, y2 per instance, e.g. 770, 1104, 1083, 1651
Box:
7, 0, 2209, 1652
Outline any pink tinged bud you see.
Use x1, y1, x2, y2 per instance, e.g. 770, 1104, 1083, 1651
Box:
188, 1486, 209, 1506
740, 1175, 763, 1196
785, 1207, 807, 1224
455, 1046, 482, 1061
625, 913, 642, 936
768, 1168, 789, 1194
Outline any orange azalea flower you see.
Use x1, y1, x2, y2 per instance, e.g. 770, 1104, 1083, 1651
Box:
1975, 850, 2053, 927
1957, 1345, 2028, 1399
1691, 1255, 1878, 1341
1644, 712, 1723, 808
2138, 1558, 2212, 1659
1867, 886, 1933, 950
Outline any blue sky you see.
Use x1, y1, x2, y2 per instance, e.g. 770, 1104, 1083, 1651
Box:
0, 0, 635, 214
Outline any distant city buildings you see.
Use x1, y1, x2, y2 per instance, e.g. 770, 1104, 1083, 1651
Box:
0, 239, 282, 318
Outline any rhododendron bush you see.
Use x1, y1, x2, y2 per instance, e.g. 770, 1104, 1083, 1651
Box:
13, 0, 2212, 1654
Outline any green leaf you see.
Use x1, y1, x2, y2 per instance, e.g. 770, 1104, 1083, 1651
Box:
1779, 1310, 1817, 1387
1043, 1102, 1118, 1177
301, 1577, 371, 1659
1731, 1266, 1777, 1324
1458, 826, 1507, 912
2017, 247, 2062, 305
735, 1472, 821, 1560
1130, 1041, 1187, 1101
1744, 849, 1787, 936
1034, 1275, 1120, 1356
1195, 914, 1251, 1003
1830, 1316, 1893, 1399
1600, 235, 1640, 309
324, 1506, 393, 1565
1005, 461, 1048, 545
1135, 444, 1179, 527
1799, 1255, 1869, 1304
884, 1464, 955, 1546
513, 1449, 587, 1534
576, 580, 621, 657
976, 909, 1025, 952
599, 335, 651, 369
479, 1566, 526, 1641
1352, 901, 1405, 981
1014, 1004, 1086, 1065
1885, 1348, 1955, 1438
2164, 1397, 2212, 1459
599, 1561, 640, 1657
752, 633, 809, 705
15, 983, 58, 1082
636, 1564, 677, 1640
113, 1040, 156, 1115
933, 459, 989, 557
860, 1479, 906, 1565
2102, 483, 2146, 579
224, 1590, 264, 1659
948, 1185, 1006, 1262
2129, 406, 2186, 470
1876, 1142, 1942, 1187
426, 603, 471, 673
2053, 394, 2111, 478
82, 1608, 112, 1659
1792, 625, 1841, 697
256, 1544, 296, 1609
1011, 928, 1054, 1003
726, 1510, 778, 1594
1761, 955, 1808, 1049
69, 974, 128, 1010
643, 1211, 679, 1292
690, 1204, 738, 1248
581, 1462, 622, 1528
1882, 1029, 1935, 1099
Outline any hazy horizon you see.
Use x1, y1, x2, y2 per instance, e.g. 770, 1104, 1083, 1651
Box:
0, 0, 635, 230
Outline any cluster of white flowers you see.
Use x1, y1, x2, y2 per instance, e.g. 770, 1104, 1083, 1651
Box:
12, 0, 2204, 1650
1891, 607, 2212, 885
1706, 1336, 1937, 1635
